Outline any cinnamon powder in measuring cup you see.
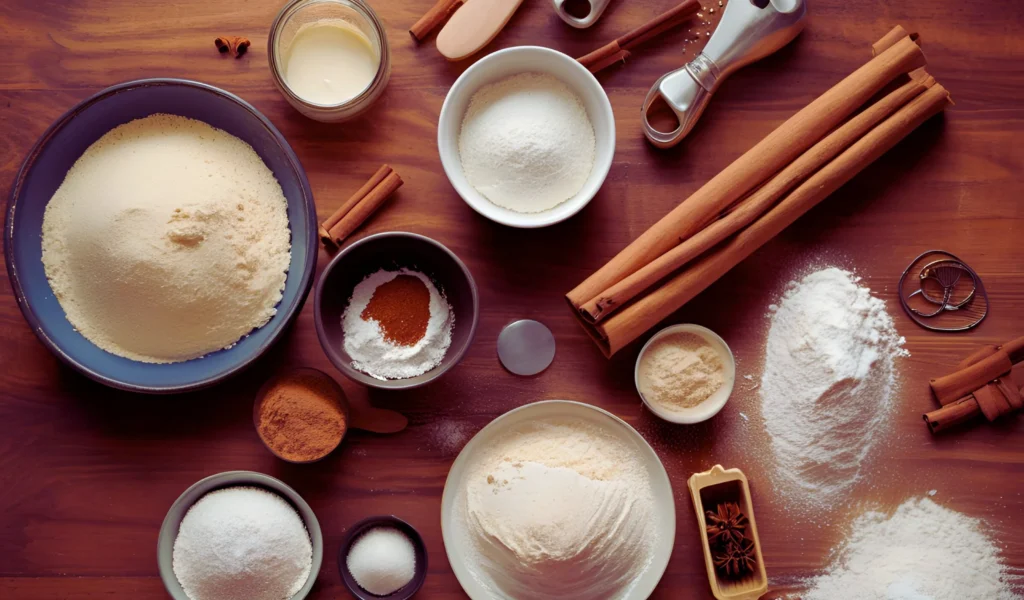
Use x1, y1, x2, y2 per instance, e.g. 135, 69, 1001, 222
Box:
256, 370, 347, 462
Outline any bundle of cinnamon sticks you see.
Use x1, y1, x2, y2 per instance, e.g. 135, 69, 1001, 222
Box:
924, 336, 1024, 433
567, 26, 952, 357
319, 165, 403, 246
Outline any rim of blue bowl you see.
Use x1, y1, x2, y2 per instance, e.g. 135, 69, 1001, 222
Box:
3, 78, 318, 394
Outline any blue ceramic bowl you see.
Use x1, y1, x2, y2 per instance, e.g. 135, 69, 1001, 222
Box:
4, 79, 317, 393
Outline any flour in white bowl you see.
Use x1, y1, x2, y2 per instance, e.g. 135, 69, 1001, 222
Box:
41, 114, 291, 363
172, 486, 312, 600
459, 418, 656, 600
458, 72, 596, 213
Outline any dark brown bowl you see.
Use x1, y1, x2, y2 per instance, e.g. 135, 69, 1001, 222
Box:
338, 515, 427, 600
314, 232, 479, 390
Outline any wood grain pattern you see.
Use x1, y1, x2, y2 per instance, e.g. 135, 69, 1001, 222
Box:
2, 0, 1023, 597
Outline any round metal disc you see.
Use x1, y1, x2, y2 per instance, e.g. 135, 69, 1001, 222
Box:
497, 320, 556, 376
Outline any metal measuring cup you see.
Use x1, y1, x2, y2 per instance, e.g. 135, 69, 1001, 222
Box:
552, 0, 614, 29
642, 0, 808, 148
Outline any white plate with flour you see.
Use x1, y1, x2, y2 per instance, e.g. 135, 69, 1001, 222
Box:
441, 400, 675, 600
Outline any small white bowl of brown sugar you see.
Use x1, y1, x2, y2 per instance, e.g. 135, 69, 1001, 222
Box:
635, 324, 735, 424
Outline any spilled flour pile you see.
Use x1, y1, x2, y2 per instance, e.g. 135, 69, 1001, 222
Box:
460, 419, 656, 599
760, 268, 907, 504
41, 114, 291, 363
804, 497, 1020, 600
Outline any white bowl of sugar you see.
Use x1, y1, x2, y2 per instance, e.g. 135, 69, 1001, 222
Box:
437, 46, 615, 228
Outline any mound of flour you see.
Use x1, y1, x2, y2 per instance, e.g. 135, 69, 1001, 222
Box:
760, 268, 907, 504
458, 72, 596, 213
41, 114, 291, 363
461, 419, 656, 599
804, 497, 1019, 600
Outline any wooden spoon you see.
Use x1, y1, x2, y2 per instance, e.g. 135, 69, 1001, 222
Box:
435, 0, 526, 61
340, 375, 409, 434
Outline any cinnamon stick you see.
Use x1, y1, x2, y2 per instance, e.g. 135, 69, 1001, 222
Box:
319, 165, 393, 244
567, 35, 927, 312
924, 396, 982, 433
578, 76, 933, 322
923, 339, 1023, 433
973, 383, 1014, 421
873, 25, 920, 56
410, 0, 465, 42
578, 44, 630, 73
577, 0, 700, 73
929, 336, 1024, 404
327, 171, 404, 245
586, 48, 632, 74
957, 344, 999, 370
1001, 378, 1024, 410
577, 82, 951, 356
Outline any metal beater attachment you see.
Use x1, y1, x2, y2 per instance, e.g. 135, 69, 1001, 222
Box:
552, 0, 613, 29
642, 0, 807, 148
898, 250, 989, 332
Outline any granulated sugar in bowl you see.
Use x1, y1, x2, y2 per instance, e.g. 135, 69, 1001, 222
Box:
345, 526, 417, 595
437, 46, 615, 228
171, 486, 313, 600
458, 72, 595, 214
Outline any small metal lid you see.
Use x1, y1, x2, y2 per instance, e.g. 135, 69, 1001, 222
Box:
497, 319, 556, 376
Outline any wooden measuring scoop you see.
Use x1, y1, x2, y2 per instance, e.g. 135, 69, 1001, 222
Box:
253, 368, 408, 463
688, 465, 768, 600
436, 0, 525, 61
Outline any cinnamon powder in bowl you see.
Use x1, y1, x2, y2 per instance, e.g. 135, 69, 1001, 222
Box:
313, 232, 479, 391
254, 368, 349, 463
634, 324, 735, 425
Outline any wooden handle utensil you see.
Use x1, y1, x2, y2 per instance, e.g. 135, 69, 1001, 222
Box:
410, 0, 465, 42
435, 0, 525, 61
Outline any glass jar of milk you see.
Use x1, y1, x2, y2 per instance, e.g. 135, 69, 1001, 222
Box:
269, 0, 391, 122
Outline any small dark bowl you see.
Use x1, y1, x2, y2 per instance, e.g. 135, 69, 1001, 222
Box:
338, 515, 427, 600
4, 78, 317, 393
314, 232, 479, 390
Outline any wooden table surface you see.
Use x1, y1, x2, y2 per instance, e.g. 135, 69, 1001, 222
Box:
2, 0, 1023, 597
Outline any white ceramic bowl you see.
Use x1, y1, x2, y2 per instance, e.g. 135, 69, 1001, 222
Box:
440, 400, 675, 599
634, 324, 736, 424
437, 46, 615, 228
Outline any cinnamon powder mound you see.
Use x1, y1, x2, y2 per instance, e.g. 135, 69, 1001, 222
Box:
361, 274, 431, 346
257, 372, 347, 462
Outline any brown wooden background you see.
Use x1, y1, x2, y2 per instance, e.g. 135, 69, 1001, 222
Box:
2, 0, 1023, 597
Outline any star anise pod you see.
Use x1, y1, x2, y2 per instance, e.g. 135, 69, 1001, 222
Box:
705, 502, 748, 547
712, 537, 757, 579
